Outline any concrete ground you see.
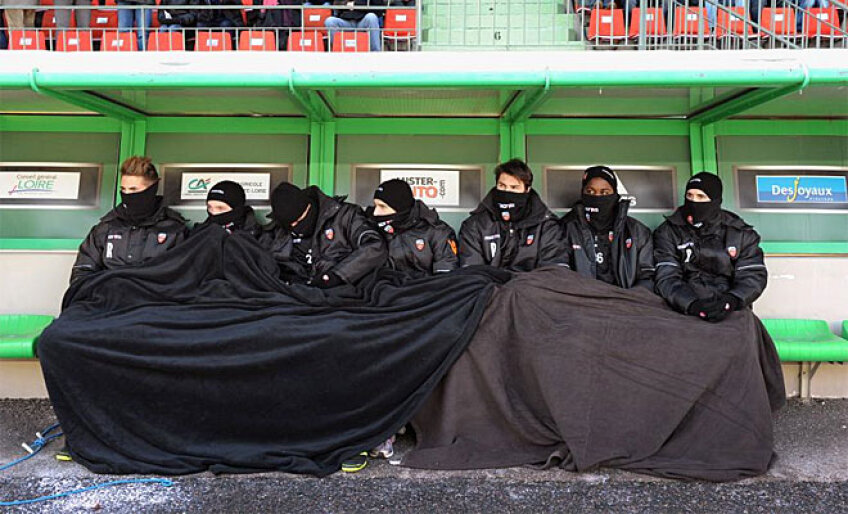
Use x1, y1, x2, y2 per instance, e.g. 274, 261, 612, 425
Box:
0, 399, 846, 513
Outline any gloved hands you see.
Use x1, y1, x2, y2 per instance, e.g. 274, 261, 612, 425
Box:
315, 271, 345, 289
688, 294, 740, 323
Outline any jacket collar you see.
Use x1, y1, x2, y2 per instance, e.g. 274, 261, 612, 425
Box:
471, 188, 554, 228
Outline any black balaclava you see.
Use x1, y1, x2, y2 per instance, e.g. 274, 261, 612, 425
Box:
291, 199, 318, 238
269, 182, 311, 227
492, 187, 530, 223
121, 182, 160, 222
580, 165, 620, 233
371, 179, 415, 234
206, 180, 247, 228
683, 172, 723, 228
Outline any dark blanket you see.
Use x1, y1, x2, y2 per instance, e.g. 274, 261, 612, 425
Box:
39, 226, 507, 476
402, 268, 785, 482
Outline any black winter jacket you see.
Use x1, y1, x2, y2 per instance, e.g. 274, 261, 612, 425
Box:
158, 0, 201, 26
258, 187, 387, 285
560, 199, 655, 289
334, 0, 386, 22
366, 200, 459, 277
71, 200, 189, 284
653, 208, 768, 314
197, 0, 245, 27
459, 189, 568, 272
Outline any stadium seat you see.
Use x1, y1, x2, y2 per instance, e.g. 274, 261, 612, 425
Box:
101, 30, 138, 51
672, 6, 709, 39
8, 30, 47, 50
303, 7, 331, 35
147, 31, 185, 51
587, 8, 627, 42
761, 319, 848, 362
760, 7, 798, 39
91, 9, 119, 41
332, 31, 369, 52
238, 30, 276, 51
383, 8, 417, 49
196, 31, 233, 51
0, 315, 54, 359
803, 7, 844, 40
629, 7, 667, 39
715, 7, 757, 39
288, 30, 325, 52
56, 29, 93, 51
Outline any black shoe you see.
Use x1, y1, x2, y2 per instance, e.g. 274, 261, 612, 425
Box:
56, 444, 72, 462
341, 452, 368, 473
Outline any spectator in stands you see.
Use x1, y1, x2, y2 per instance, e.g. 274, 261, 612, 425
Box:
254, 0, 304, 50
70, 156, 189, 285
53, 0, 90, 31
196, 0, 245, 42
559, 165, 655, 289
1, 0, 37, 30
366, 178, 459, 277
653, 172, 767, 322
194, 181, 262, 238
158, 0, 200, 32
259, 182, 387, 287
459, 159, 568, 272
325, 0, 386, 52
117, 0, 154, 50
0, 10, 8, 49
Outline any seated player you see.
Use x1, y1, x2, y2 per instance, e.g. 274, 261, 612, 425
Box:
194, 180, 262, 238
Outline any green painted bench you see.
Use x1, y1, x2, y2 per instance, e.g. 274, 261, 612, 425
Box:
761, 318, 848, 399
0, 315, 55, 359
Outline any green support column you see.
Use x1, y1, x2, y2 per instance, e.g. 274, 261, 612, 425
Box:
499, 121, 527, 163
701, 123, 717, 173
688, 122, 704, 173
309, 121, 336, 193
499, 121, 512, 163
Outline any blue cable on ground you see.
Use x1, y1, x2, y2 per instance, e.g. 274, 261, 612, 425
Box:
0, 478, 175, 506
1, 423, 175, 506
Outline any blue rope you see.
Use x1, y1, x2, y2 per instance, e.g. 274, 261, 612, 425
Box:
0, 422, 63, 472
0, 423, 174, 506
0, 478, 175, 506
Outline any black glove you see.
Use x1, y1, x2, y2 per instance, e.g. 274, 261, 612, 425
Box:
315, 271, 344, 289
721, 293, 743, 312
687, 298, 714, 319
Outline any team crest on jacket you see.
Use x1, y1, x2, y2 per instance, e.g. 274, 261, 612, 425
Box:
157, 233, 167, 244
415, 238, 425, 251
325, 228, 334, 240
525, 234, 535, 246
626, 238, 632, 249
448, 239, 458, 255
728, 246, 738, 258
501, 211, 510, 222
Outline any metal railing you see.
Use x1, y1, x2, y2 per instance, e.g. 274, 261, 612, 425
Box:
0, 3, 420, 52
1, 1, 845, 51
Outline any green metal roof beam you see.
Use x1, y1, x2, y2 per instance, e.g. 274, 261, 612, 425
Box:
689, 66, 811, 125
29, 68, 144, 122
503, 69, 552, 123
287, 70, 332, 122
11, 66, 825, 90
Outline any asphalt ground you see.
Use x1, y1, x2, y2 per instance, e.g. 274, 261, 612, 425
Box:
0, 398, 846, 513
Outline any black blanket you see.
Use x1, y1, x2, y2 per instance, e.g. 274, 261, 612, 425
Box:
402, 268, 785, 482
40, 227, 784, 481
39, 227, 507, 476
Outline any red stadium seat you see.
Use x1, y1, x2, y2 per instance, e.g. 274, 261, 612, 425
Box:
8, 30, 47, 50
383, 8, 416, 38
288, 30, 325, 52
303, 7, 331, 35
56, 29, 93, 51
803, 7, 843, 38
91, 9, 119, 41
196, 31, 233, 51
331, 31, 369, 52
715, 7, 757, 39
672, 6, 708, 38
629, 7, 667, 39
147, 31, 185, 51
101, 31, 138, 51
760, 7, 797, 38
238, 30, 276, 51
587, 8, 626, 42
